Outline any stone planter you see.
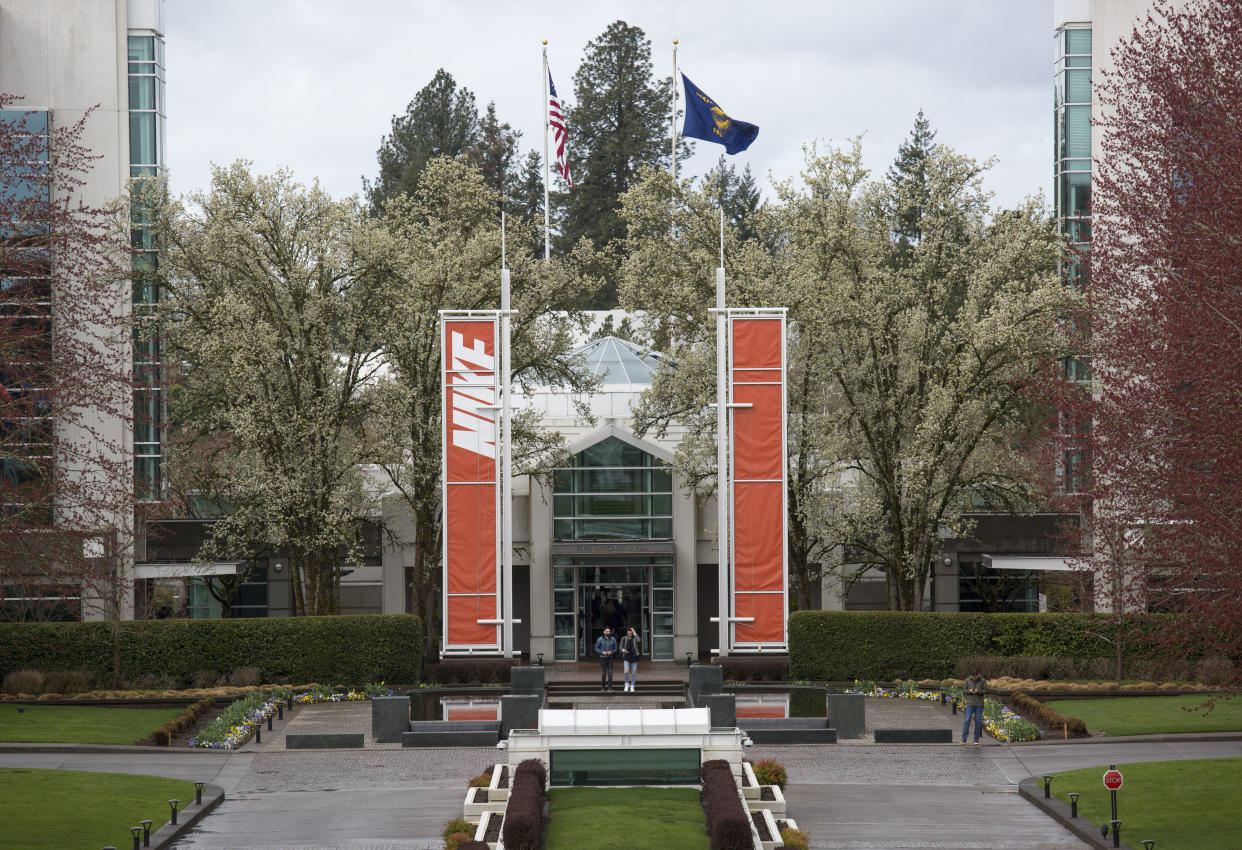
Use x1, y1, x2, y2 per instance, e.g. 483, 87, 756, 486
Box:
745, 783, 785, 817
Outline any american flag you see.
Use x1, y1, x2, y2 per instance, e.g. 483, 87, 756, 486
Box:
547, 69, 574, 190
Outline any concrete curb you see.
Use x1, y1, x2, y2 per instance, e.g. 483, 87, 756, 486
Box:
0, 742, 235, 755
148, 782, 225, 849
1012, 730, 1242, 746
1018, 776, 1131, 850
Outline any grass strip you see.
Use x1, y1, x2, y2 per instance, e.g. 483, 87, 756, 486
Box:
0, 768, 193, 849
1052, 758, 1242, 850
546, 786, 709, 850
1043, 694, 1242, 736
0, 705, 183, 744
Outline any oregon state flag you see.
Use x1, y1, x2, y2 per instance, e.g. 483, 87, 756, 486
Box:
681, 73, 759, 155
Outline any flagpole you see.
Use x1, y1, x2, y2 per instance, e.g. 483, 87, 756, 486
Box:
542, 40, 551, 263
716, 236, 729, 658
671, 39, 679, 182
500, 211, 515, 657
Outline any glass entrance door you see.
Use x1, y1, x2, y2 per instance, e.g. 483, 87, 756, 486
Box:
552, 558, 675, 662
578, 581, 647, 661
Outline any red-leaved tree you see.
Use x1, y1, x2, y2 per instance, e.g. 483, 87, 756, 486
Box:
0, 95, 135, 622
1052, 0, 1242, 682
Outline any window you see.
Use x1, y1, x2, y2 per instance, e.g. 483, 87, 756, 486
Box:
552, 437, 673, 540
127, 33, 166, 500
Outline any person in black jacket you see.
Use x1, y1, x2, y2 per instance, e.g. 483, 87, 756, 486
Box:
594, 627, 618, 692
619, 626, 641, 692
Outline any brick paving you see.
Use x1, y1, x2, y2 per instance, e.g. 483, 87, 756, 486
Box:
748, 743, 1012, 786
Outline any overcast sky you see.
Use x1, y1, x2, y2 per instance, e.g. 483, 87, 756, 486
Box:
166, 1, 1054, 211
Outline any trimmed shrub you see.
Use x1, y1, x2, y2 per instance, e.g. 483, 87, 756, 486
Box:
701, 759, 751, 850
1009, 692, 1088, 736
41, 669, 95, 694
788, 611, 1175, 681
421, 658, 519, 685
720, 656, 788, 682
752, 758, 787, 790
503, 759, 546, 850
0, 614, 422, 686
1, 669, 44, 695
441, 818, 474, 844
444, 831, 474, 850
467, 773, 492, 788
779, 827, 810, 850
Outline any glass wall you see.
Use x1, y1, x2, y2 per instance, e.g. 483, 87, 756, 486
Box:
128, 33, 166, 500
1055, 25, 1092, 389
553, 437, 672, 540
0, 110, 54, 520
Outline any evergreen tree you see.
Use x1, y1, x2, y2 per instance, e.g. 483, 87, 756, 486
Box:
701, 155, 762, 242
560, 20, 689, 307
886, 109, 937, 251
511, 149, 547, 255
466, 102, 522, 211
366, 69, 481, 210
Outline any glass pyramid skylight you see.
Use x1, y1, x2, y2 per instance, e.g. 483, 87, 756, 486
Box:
570, 336, 663, 384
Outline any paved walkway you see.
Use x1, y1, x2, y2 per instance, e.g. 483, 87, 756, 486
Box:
4, 699, 1241, 849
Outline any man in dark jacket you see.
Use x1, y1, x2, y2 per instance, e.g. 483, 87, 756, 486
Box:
594, 627, 618, 692
961, 670, 987, 743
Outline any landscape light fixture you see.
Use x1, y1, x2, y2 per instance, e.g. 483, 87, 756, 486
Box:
167, 799, 180, 825
194, 782, 205, 805
1067, 792, 1079, 818
130, 825, 142, 850
140, 819, 152, 846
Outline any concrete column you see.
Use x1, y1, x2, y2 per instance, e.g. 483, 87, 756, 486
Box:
380, 492, 412, 615
672, 472, 698, 659
528, 474, 554, 660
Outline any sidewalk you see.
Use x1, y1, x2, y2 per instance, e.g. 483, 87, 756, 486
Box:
4, 700, 1241, 849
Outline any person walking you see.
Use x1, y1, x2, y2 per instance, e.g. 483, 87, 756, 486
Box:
594, 627, 618, 692
619, 626, 641, 692
961, 669, 988, 744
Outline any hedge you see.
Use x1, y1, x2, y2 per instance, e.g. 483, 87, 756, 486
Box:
788, 611, 1175, 681
0, 614, 422, 685
700, 759, 751, 850
502, 759, 546, 850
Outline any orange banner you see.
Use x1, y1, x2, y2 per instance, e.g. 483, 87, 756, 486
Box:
443, 317, 500, 650
730, 315, 786, 647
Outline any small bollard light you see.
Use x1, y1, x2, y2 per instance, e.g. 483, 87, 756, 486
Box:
167, 799, 180, 825
951, 698, 957, 715
254, 726, 261, 744
267, 714, 273, 731
140, 819, 152, 846
686, 652, 693, 668
1067, 792, 1080, 818
194, 781, 205, 805
1041, 774, 1053, 799
130, 825, 142, 850
536, 653, 544, 666
1140, 841, 1155, 850
277, 703, 283, 720
1109, 819, 1122, 848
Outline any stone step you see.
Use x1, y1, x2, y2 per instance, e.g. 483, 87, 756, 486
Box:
407, 720, 501, 733
739, 717, 828, 730
745, 727, 837, 744
402, 730, 499, 747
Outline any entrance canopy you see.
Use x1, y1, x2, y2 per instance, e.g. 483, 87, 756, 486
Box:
984, 555, 1075, 572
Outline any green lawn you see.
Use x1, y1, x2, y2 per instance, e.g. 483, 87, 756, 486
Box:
0, 768, 194, 850
546, 787, 709, 850
1043, 694, 1242, 736
1052, 759, 1242, 850
0, 704, 183, 744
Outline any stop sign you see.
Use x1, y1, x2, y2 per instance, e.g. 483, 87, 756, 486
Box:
1103, 768, 1124, 790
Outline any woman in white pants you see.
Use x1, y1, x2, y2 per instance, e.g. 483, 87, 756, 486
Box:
620, 627, 641, 692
